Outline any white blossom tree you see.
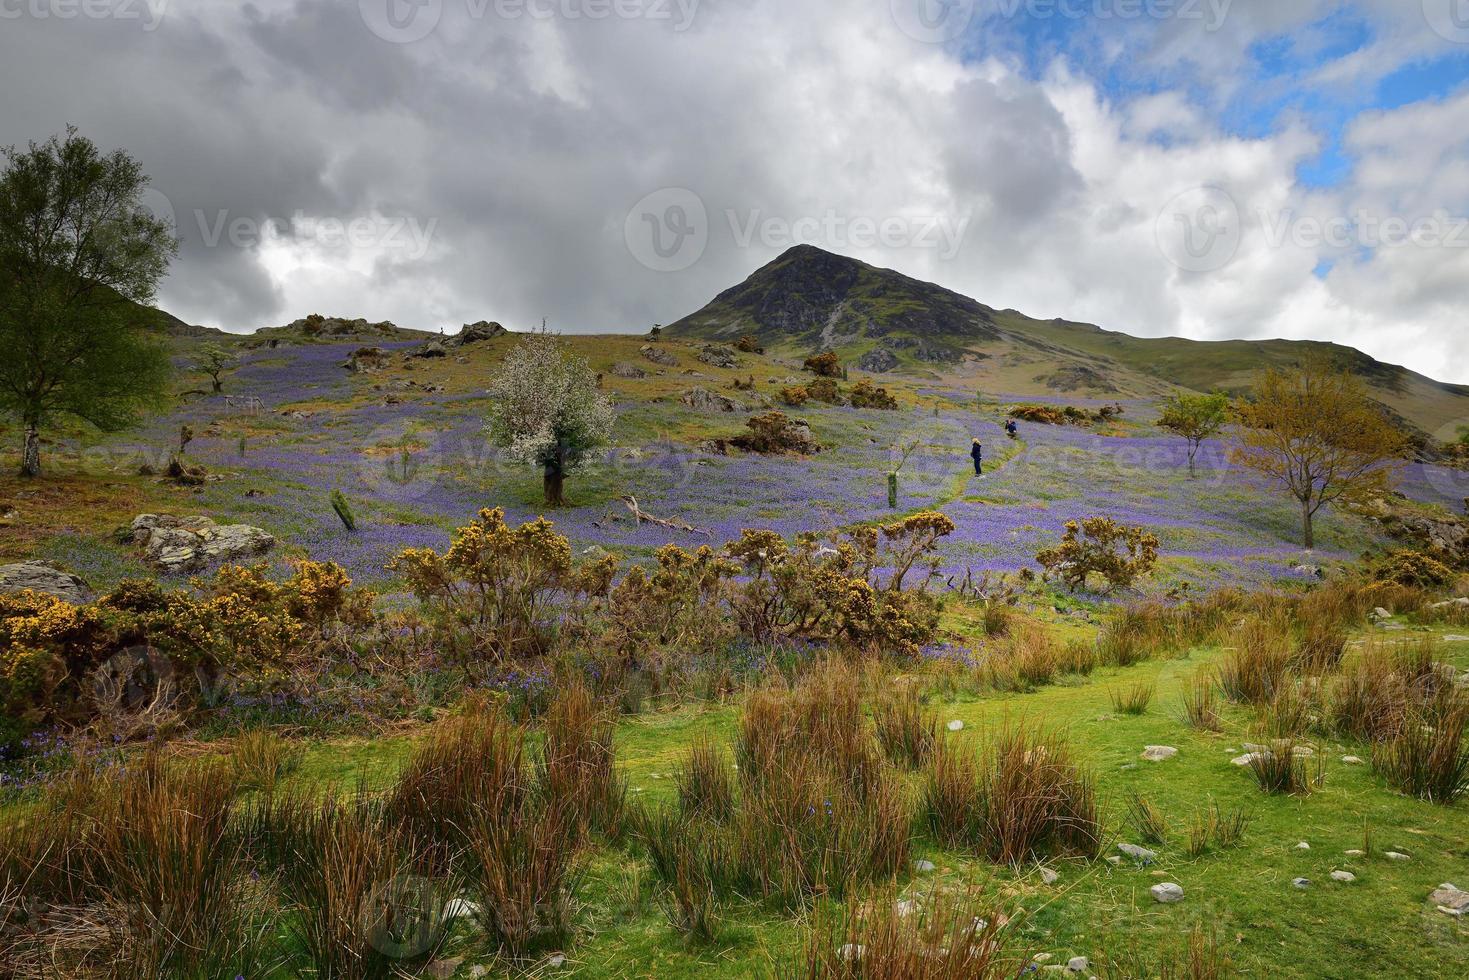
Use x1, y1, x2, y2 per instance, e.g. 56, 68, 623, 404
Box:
487, 330, 613, 507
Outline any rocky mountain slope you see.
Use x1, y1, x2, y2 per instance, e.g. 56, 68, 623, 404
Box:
666, 245, 1469, 435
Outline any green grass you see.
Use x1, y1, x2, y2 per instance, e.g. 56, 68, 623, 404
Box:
180, 626, 1465, 978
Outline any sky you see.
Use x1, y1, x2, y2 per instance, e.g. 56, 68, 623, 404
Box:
2, 0, 1468, 380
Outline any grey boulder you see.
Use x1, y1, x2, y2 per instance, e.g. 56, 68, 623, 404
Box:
0, 560, 92, 604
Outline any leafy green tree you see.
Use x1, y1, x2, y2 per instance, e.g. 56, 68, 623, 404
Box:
487, 330, 613, 507
1156, 391, 1230, 478
0, 128, 177, 477
1232, 360, 1405, 549
196, 342, 234, 393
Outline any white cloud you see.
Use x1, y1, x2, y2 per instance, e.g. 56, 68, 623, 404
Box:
1, 0, 1466, 381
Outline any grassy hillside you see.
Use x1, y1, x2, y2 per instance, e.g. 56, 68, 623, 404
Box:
666, 246, 1469, 435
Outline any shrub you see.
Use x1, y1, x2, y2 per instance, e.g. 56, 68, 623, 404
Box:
284, 796, 454, 978
1328, 642, 1406, 742
1097, 925, 1235, 979
1110, 681, 1155, 715
1371, 691, 1469, 804
1057, 639, 1098, 676
791, 885, 1022, 979
1036, 518, 1160, 593
729, 411, 822, 455
462, 795, 580, 956
1246, 740, 1319, 795
1217, 615, 1292, 705
804, 351, 841, 377
985, 624, 1059, 692
1369, 549, 1455, 589
849, 378, 898, 410
387, 697, 527, 866
392, 508, 606, 661
806, 377, 844, 404
536, 681, 626, 840
91, 755, 267, 978
676, 737, 736, 822
872, 684, 938, 769
230, 729, 301, 793
925, 726, 1101, 864
735, 333, 764, 353
1125, 794, 1168, 845
1180, 670, 1221, 730
778, 385, 810, 406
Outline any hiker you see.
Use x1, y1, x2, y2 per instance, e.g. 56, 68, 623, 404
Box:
1005, 418, 1018, 439
970, 438, 983, 476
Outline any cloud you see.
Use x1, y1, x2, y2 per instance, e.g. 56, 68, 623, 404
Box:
0, 0, 1466, 381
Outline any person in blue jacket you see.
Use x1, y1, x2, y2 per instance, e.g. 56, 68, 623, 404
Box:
970, 438, 983, 476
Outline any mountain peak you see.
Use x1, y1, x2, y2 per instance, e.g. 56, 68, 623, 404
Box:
666, 246, 999, 355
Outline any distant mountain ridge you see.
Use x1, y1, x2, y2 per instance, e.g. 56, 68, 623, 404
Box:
666, 245, 1469, 435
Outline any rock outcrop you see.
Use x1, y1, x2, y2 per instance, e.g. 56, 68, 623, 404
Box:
681, 387, 744, 413
127, 514, 276, 574
0, 561, 92, 604
640, 344, 678, 367
858, 347, 899, 373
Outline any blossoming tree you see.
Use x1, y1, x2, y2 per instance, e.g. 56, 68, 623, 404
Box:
487, 329, 612, 507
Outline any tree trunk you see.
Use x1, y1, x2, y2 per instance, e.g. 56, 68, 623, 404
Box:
211, 378, 223, 393
543, 462, 565, 507
19, 422, 40, 478
1186, 442, 1198, 478
1302, 501, 1315, 550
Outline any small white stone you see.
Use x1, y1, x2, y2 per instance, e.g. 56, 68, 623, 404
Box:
1066, 956, 1090, 974
1231, 753, 1261, 766
1344, 849, 1365, 857
1385, 851, 1411, 861
1295, 841, 1311, 850
947, 720, 965, 732
1033, 953, 1053, 963
914, 859, 937, 873
1331, 871, 1356, 883
1040, 867, 1060, 885
1341, 755, 1364, 765
1292, 877, 1311, 889
547, 954, 566, 968
1151, 882, 1185, 904
1141, 745, 1179, 762
444, 898, 483, 921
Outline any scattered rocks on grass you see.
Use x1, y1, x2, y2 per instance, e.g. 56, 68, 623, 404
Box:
1292, 877, 1311, 889
1384, 851, 1411, 861
610, 361, 647, 379
0, 560, 92, 604
640, 344, 679, 366
1150, 882, 1184, 904
696, 344, 740, 369
1331, 871, 1356, 883
1066, 956, 1089, 974
1341, 755, 1364, 765
681, 387, 745, 413
1231, 753, 1262, 766
1141, 745, 1178, 762
128, 514, 275, 573
1344, 849, 1365, 857
1431, 883, 1469, 916
1118, 843, 1157, 863
1370, 607, 1393, 622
